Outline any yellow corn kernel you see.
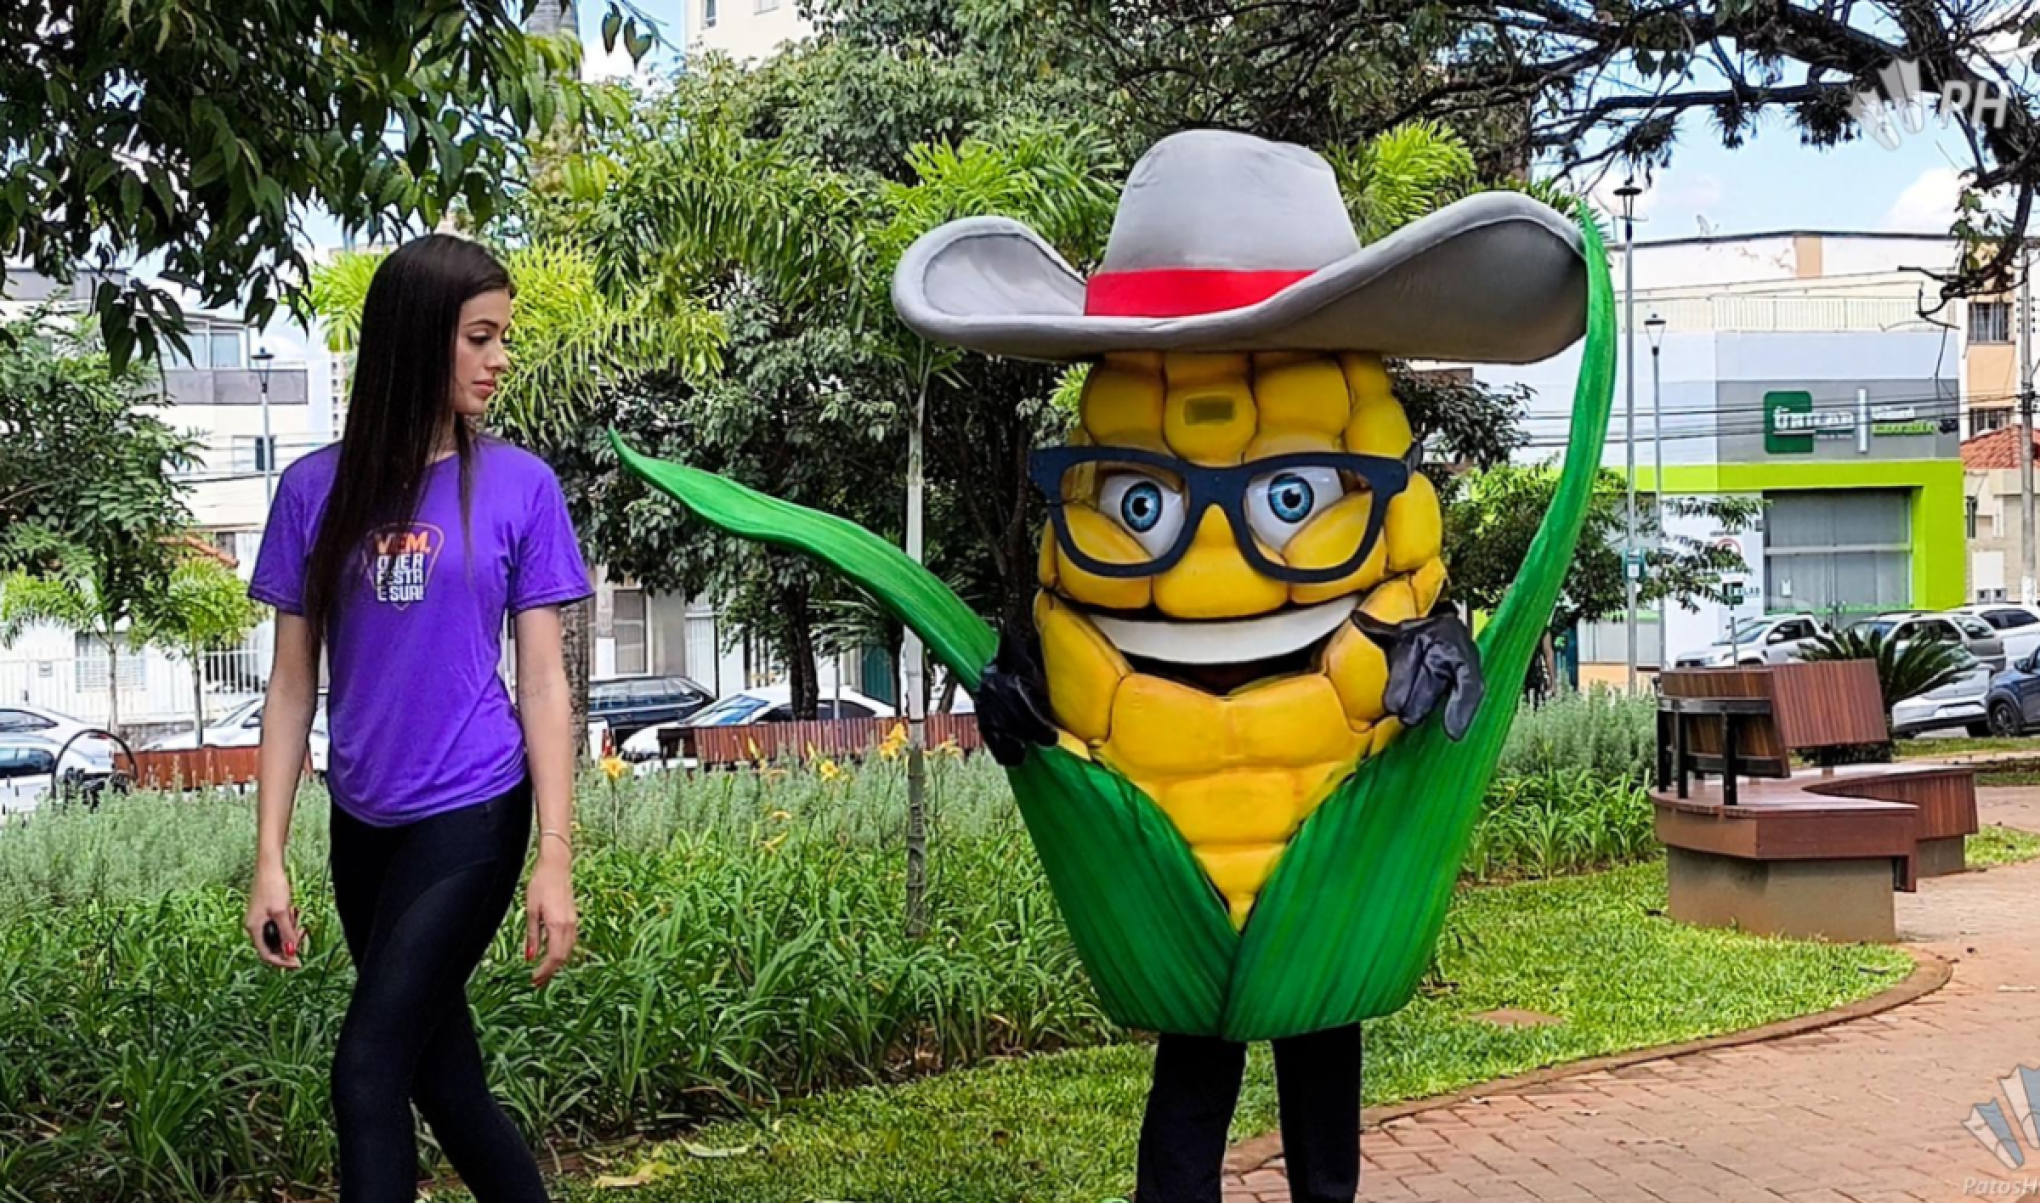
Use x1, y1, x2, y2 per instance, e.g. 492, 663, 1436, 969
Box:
1036, 597, 1130, 744
1244, 429, 1340, 461
1160, 769, 1307, 848
1153, 509, 1289, 619
1107, 674, 1229, 777
1362, 576, 1419, 625
1103, 350, 1164, 375
1385, 473, 1442, 572
1195, 844, 1284, 928
1082, 360, 1165, 445
1341, 354, 1412, 458
1411, 557, 1448, 614
1226, 674, 1359, 768
1163, 351, 1251, 386
1251, 355, 1351, 439
1164, 373, 1257, 464
1370, 716, 1404, 756
1055, 730, 1094, 760
1323, 620, 1390, 726
1037, 525, 1059, 590
1055, 504, 1153, 611
1283, 492, 1388, 606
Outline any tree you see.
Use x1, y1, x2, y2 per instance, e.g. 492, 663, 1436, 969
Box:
0, 0, 659, 368
1800, 624, 1971, 718
134, 554, 267, 738
0, 549, 160, 736
1446, 465, 1760, 636
0, 314, 196, 574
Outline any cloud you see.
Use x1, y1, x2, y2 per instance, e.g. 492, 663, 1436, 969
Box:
1884, 166, 1965, 231
1590, 171, 1726, 232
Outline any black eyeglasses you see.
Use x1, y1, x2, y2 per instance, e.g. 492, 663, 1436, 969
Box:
1028, 444, 1416, 586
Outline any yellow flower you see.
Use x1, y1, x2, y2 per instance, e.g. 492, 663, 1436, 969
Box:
761, 831, 789, 853
600, 756, 628, 782
767, 809, 792, 822
817, 758, 843, 782
878, 722, 910, 760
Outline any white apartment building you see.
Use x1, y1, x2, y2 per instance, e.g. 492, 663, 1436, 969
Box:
686, 0, 812, 61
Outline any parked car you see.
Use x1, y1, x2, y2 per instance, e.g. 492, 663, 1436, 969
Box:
0, 732, 121, 815
1955, 602, 2040, 665
620, 685, 899, 763
1983, 649, 2040, 736
589, 675, 714, 745
1674, 613, 1829, 667
1857, 611, 2007, 673
1890, 651, 1994, 738
147, 695, 331, 774
0, 702, 124, 763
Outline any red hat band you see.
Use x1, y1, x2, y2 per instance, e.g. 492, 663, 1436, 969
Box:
1083, 267, 1315, 318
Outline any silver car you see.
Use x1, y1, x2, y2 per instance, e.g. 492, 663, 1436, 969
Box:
1859, 611, 2007, 673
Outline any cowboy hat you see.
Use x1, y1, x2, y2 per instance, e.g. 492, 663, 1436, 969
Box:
891, 129, 1587, 364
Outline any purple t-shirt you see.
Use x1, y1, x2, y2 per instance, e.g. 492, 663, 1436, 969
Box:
250, 438, 591, 826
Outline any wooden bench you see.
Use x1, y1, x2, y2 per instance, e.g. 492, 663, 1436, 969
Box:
1652, 663, 1979, 943
129, 747, 315, 790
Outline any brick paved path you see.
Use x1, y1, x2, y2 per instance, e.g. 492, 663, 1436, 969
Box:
1220, 790, 2040, 1203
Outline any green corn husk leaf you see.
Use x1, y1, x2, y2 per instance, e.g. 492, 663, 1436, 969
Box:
610, 202, 1615, 1039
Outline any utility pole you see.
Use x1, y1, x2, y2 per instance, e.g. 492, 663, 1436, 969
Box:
2023, 246, 2037, 606
1617, 179, 1641, 693
902, 360, 930, 939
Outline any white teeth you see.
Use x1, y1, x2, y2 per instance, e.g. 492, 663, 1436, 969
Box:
1086, 596, 1360, 665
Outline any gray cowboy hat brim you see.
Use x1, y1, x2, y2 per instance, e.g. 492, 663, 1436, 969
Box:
891, 191, 1587, 364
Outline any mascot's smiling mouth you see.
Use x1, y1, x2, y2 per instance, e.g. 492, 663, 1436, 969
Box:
1074, 596, 1360, 695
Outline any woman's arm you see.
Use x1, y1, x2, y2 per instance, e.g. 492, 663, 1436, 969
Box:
246, 612, 321, 969
514, 603, 578, 987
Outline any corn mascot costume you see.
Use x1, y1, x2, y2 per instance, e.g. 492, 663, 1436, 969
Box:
615, 131, 1614, 1201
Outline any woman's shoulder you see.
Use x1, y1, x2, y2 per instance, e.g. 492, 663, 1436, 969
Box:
474, 436, 566, 501
278, 442, 344, 499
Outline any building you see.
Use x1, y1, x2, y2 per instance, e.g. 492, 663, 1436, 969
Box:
1473, 229, 1970, 684
1962, 425, 2040, 603
686, 0, 811, 60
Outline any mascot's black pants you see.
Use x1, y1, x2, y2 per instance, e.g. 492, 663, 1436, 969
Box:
1136, 1023, 1361, 1203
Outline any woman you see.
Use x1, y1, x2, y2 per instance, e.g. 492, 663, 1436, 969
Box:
244, 234, 590, 1202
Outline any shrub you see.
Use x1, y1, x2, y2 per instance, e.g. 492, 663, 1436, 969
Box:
1496, 687, 1656, 784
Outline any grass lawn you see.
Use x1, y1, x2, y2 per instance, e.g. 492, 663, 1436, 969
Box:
1895, 736, 2040, 760
1968, 823, 2040, 868
519, 863, 1915, 1203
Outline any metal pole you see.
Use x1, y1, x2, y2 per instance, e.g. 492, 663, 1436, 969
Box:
1651, 340, 1664, 664
1623, 204, 1638, 693
259, 376, 275, 505
2022, 247, 2036, 605
902, 361, 930, 939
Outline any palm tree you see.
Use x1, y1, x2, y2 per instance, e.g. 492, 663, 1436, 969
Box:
1799, 623, 1971, 721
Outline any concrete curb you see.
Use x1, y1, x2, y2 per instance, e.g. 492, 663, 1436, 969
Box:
1223, 946, 1955, 1175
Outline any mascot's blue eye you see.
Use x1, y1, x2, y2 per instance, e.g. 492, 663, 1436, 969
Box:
1266, 473, 1316, 523
1120, 481, 1165, 532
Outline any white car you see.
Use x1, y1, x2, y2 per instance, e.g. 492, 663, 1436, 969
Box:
0, 732, 119, 815
1674, 613, 1828, 667
621, 684, 900, 763
0, 702, 125, 763
1955, 603, 2040, 665
148, 695, 331, 774
1890, 653, 1994, 738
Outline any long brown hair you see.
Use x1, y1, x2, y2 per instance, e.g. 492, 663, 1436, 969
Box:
303, 235, 512, 631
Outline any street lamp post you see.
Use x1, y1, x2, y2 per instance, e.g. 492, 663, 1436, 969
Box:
251, 344, 276, 506
1616, 178, 1641, 694
1645, 312, 1667, 670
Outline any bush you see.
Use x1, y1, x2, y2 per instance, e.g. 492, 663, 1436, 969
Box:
1497, 687, 1656, 784
0, 742, 1665, 1201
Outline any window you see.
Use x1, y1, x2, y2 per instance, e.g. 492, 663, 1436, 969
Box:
1968, 496, 1980, 539
756, 0, 778, 12
1973, 407, 2013, 437
1986, 608, 2040, 630
1971, 300, 2012, 344
0, 746, 56, 781
74, 635, 144, 692
209, 330, 243, 369
833, 700, 875, 718
613, 588, 647, 676
0, 710, 56, 734
1955, 616, 1995, 641
703, 0, 717, 25
232, 435, 277, 474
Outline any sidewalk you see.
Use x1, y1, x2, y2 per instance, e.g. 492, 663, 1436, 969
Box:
1221, 789, 2040, 1203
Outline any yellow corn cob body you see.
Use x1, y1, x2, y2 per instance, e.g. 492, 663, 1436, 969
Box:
1037, 351, 1445, 926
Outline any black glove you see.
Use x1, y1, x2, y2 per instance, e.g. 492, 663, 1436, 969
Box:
976, 619, 1059, 767
1354, 609, 1486, 741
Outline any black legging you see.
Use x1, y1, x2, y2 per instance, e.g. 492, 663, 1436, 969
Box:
328, 777, 547, 1203
1135, 1024, 1361, 1203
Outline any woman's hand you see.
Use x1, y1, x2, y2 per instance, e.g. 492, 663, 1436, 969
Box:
524, 851, 577, 988
246, 859, 303, 970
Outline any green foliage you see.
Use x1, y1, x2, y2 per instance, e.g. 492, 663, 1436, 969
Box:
536, 863, 1910, 1203
134, 557, 265, 659
1447, 465, 1760, 631
0, 315, 196, 572
0, 0, 662, 369
1497, 688, 1657, 785
1968, 824, 2040, 869
1800, 624, 1970, 714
